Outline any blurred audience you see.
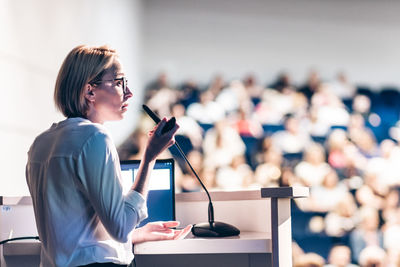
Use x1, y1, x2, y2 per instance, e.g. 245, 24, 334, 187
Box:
119, 70, 400, 265
186, 90, 225, 123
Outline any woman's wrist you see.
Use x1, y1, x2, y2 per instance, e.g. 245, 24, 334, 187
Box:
142, 150, 157, 165
131, 228, 144, 244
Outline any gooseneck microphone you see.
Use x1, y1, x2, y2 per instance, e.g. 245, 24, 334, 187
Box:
142, 104, 240, 237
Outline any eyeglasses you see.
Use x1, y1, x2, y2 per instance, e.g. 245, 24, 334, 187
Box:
91, 77, 129, 94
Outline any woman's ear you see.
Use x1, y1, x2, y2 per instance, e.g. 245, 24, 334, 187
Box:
84, 84, 96, 102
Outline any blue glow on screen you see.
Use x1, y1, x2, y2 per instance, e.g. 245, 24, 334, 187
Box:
120, 159, 175, 227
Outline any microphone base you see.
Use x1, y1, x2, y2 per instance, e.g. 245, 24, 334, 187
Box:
192, 221, 240, 237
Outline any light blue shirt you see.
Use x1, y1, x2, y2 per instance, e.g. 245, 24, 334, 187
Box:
26, 117, 148, 267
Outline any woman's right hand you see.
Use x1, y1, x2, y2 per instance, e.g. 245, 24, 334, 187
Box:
132, 221, 192, 244
143, 117, 179, 163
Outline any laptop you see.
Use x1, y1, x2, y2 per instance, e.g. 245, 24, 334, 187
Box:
120, 159, 175, 227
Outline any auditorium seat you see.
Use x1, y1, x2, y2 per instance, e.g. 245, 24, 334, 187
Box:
262, 124, 285, 136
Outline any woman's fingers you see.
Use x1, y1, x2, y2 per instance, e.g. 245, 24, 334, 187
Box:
154, 118, 167, 136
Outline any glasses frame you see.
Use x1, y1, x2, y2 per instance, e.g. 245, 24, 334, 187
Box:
91, 77, 128, 94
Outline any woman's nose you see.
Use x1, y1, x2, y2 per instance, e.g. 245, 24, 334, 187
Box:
125, 86, 133, 98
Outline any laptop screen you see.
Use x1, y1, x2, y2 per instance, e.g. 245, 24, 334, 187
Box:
120, 159, 175, 227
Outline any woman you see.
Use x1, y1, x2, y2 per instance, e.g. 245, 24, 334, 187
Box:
26, 45, 191, 267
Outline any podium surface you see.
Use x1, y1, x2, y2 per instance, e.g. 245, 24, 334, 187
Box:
134, 187, 309, 267
0, 187, 308, 267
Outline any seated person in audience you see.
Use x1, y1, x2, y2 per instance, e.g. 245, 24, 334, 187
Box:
186, 90, 225, 124
293, 253, 325, 267
202, 119, 246, 169
215, 155, 254, 190
144, 71, 170, 102
292, 241, 305, 263
325, 245, 357, 267
324, 193, 357, 237
254, 88, 307, 125
327, 72, 357, 101
206, 74, 227, 99
350, 206, 384, 263
206, 74, 226, 98
358, 246, 386, 267
310, 83, 350, 129
271, 114, 312, 155
253, 136, 274, 166
307, 106, 332, 138
198, 165, 218, 190
243, 73, 264, 100
386, 248, 400, 267
233, 104, 263, 138
179, 150, 204, 192
298, 70, 321, 101
352, 94, 372, 120
382, 205, 400, 255
178, 78, 201, 108
294, 142, 331, 187
365, 139, 400, 190
348, 114, 379, 159
215, 80, 253, 116
170, 103, 203, 149
326, 129, 361, 179
145, 80, 178, 119
355, 172, 385, 210
280, 167, 303, 187
254, 146, 283, 187
309, 169, 349, 212
381, 188, 400, 228
268, 72, 297, 93
354, 129, 380, 160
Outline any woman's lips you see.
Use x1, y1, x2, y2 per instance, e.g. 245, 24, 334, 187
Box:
121, 103, 129, 111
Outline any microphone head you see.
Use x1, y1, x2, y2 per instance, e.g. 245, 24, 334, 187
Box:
142, 104, 161, 123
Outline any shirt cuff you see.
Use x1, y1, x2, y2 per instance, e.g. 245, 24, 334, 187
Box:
124, 190, 148, 223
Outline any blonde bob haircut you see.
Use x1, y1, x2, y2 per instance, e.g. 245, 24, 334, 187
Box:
54, 45, 117, 118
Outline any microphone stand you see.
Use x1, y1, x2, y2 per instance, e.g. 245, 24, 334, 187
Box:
142, 105, 240, 237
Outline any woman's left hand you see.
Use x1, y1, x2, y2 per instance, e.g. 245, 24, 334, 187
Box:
132, 221, 192, 244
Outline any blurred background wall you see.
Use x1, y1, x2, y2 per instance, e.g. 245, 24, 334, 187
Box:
1, 0, 400, 196
142, 0, 400, 87
0, 0, 142, 195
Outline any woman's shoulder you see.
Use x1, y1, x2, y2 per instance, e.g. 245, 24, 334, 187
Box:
56, 117, 108, 135
77, 120, 108, 134
59, 118, 112, 145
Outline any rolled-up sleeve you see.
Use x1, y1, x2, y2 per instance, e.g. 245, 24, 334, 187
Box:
76, 131, 148, 242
